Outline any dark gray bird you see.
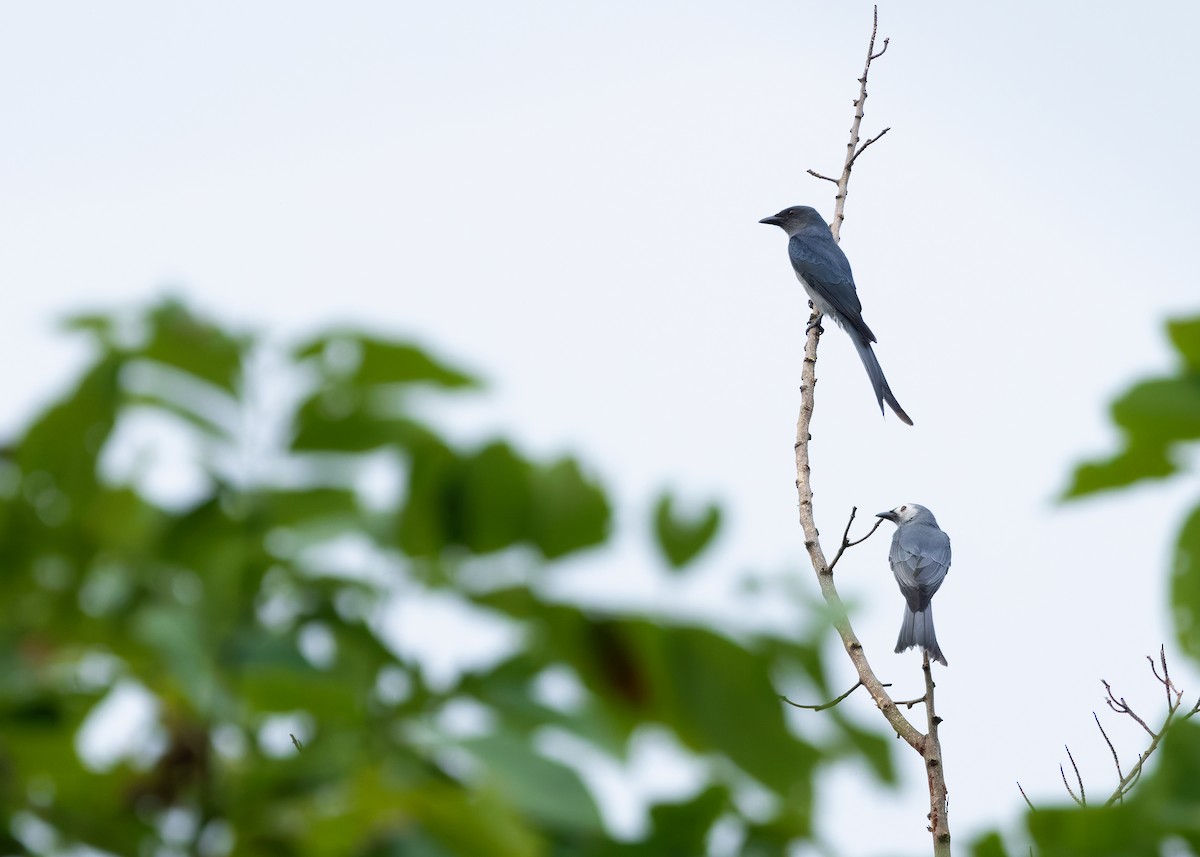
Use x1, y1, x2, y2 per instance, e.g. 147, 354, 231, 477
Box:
759, 205, 912, 425
877, 503, 951, 666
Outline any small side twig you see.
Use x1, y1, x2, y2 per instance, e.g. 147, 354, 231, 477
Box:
1063, 745, 1085, 806
847, 127, 891, 169
1093, 712, 1123, 789
828, 506, 885, 571
1103, 679, 1156, 739
1059, 762, 1082, 806
781, 679, 871, 711
1016, 781, 1036, 812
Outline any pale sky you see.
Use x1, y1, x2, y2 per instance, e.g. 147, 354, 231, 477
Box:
2, 3, 1199, 855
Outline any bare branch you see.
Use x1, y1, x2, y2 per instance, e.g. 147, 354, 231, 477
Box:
921, 653, 951, 854
806, 169, 839, 184
894, 693, 927, 709
828, 506, 885, 571
789, 7, 949, 854
1016, 781, 1036, 812
781, 680, 866, 711
828, 4, 892, 242
1103, 679, 1157, 739
848, 127, 891, 169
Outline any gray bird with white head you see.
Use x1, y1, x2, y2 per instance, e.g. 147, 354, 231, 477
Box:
760, 205, 912, 425
876, 503, 951, 666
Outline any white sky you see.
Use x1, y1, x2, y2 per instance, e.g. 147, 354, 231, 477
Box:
3, 2, 1199, 855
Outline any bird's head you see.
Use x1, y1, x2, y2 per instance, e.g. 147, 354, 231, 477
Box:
758, 205, 828, 236
876, 503, 932, 525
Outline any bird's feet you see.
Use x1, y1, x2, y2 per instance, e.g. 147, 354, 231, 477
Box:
805, 314, 824, 335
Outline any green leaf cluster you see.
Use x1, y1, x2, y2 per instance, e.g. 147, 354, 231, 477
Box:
0, 299, 890, 856
1064, 315, 1200, 661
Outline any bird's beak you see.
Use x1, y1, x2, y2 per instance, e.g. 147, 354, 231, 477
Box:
759, 215, 783, 227
876, 511, 897, 522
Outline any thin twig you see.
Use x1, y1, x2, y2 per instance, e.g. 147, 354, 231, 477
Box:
893, 694, 927, 709
1016, 781, 1036, 812
1093, 712, 1123, 788
781, 680, 866, 711
1064, 745, 1085, 806
1103, 680, 1157, 739
806, 169, 838, 184
828, 506, 885, 571
1059, 763, 1081, 806
848, 127, 891, 169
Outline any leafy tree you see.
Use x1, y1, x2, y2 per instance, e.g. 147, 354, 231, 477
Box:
0, 299, 890, 856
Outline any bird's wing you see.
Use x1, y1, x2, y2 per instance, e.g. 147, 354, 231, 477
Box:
788, 234, 876, 343
890, 524, 951, 612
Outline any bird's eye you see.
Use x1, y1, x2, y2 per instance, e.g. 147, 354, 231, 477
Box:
900, 505, 907, 512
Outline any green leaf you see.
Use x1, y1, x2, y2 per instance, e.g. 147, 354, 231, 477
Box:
295, 333, 478, 389
1028, 803, 1155, 857
397, 434, 463, 556
462, 731, 605, 834
291, 388, 429, 451
15, 353, 123, 505
528, 459, 610, 559
616, 786, 729, 856
970, 831, 1011, 857
140, 299, 248, 394
1064, 315, 1200, 500
1173, 503, 1200, 661
653, 492, 721, 569
1111, 378, 1200, 442
831, 713, 896, 784
1063, 443, 1175, 498
1168, 315, 1200, 372
460, 443, 534, 553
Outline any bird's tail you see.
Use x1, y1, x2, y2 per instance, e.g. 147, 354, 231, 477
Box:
850, 336, 913, 425
896, 604, 947, 666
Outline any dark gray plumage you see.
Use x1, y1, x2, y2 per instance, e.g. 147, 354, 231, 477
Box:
877, 503, 951, 666
759, 205, 912, 425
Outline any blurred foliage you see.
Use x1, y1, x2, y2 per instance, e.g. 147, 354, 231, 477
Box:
0, 299, 886, 857
652, 494, 721, 571
1063, 314, 1200, 663
973, 315, 1200, 856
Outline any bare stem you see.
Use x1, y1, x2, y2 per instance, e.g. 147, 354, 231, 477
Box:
923, 654, 951, 854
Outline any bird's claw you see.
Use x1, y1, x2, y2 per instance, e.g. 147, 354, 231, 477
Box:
805, 316, 824, 335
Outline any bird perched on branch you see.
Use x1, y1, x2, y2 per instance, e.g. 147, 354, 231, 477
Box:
877, 503, 951, 666
759, 205, 912, 425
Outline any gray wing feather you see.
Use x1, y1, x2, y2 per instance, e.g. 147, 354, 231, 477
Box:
889, 524, 951, 613
787, 234, 876, 343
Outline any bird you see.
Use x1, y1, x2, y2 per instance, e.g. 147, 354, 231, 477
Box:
876, 503, 952, 666
759, 205, 912, 425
